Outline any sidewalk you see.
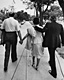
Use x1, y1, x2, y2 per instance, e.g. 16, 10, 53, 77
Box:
0, 21, 64, 80
0, 42, 63, 80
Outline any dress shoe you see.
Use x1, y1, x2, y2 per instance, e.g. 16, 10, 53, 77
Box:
35, 66, 38, 71
48, 70, 52, 73
32, 64, 35, 69
32, 65, 38, 71
12, 58, 17, 63
49, 71, 57, 78
4, 67, 8, 72
48, 61, 51, 66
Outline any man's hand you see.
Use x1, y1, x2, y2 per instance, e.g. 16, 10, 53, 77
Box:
19, 40, 23, 45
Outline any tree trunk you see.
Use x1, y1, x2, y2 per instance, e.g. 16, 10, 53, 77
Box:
38, 4, 43, 26
36, 6, 39, 17
40, 10, 43, 26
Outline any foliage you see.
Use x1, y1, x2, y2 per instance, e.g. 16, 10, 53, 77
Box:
0, 9, 30, 22
14, 10, 30, 21
30, 0, 56, 4
43, 5, 63, 20
58, 0, 64, 16
21, 0, 64, 18
0, 12, 6, 21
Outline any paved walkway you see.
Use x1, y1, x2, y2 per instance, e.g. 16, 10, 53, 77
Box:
0, 21, 64, 80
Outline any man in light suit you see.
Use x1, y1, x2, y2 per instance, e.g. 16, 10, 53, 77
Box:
42, 15, 64, 78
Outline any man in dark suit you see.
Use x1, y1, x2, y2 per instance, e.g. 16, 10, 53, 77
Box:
42, 15, 64, 78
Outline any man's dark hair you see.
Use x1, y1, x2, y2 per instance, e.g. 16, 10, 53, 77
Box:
9, 13, 15, 17
33, 17, 39, 25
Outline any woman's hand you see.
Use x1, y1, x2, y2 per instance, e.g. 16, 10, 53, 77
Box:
19, 40, 23, 45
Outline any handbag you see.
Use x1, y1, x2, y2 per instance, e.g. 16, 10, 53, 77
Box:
1, 29, 6, 45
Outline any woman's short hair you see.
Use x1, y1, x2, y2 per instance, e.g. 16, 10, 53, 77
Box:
33, 17, 39, 25
9, 13, 15, 17
50, 15, 56, 21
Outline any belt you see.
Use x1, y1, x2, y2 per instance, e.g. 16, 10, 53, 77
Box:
5, 31, 16, 33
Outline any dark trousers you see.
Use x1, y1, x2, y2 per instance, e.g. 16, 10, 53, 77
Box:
48, 47, 57, 77
4, 32, 17, 68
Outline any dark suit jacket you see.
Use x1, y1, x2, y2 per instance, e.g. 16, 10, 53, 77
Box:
42, 21, 64, 48
34, 25, 43, 33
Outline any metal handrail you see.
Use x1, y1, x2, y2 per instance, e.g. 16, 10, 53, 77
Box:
11, 46, 25, 80
56, 50, 64, 79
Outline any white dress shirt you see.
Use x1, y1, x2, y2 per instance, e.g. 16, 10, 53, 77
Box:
1, 17, 20, 32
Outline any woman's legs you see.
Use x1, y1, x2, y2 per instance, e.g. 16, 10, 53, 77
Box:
35, 57, 40, 70
32, 55, 40, 71
32, 44, 41, 70
32, 56, 35, 66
